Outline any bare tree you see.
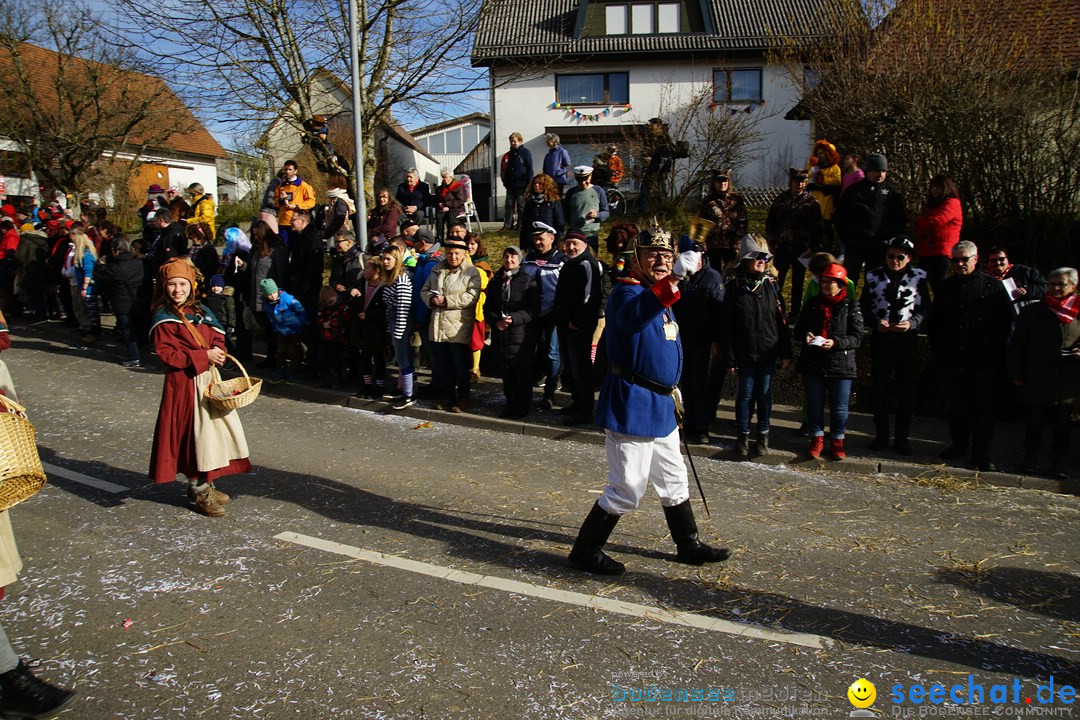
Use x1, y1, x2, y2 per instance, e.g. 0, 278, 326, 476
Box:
123, 0, 486, 204
611, 80, 769, 221
0, 0, 196, 214
772, 0, 1080, 266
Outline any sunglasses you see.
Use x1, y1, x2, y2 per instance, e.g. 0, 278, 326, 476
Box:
886, 253, 908, 260
951, 256, 976, 264
752, 253, 771, 262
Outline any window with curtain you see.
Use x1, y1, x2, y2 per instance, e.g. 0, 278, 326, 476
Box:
631, 4, 653, 34
713, 68, 763, 103
606, 4, 627, 34
657, 3, 680, 32
556, 73, 630, 105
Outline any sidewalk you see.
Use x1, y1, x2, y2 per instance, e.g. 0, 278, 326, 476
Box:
20, 318, 1077, 496
261, 366, 1079, 497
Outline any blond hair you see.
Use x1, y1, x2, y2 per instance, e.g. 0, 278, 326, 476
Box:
71, 230, 98, 266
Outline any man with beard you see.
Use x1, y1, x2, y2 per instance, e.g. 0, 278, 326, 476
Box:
567, 225, 730, 575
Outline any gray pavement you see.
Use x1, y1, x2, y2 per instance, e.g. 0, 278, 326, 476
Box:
0, 324, 1076, 719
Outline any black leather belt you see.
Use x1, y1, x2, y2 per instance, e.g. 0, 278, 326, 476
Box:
610, 364, 677, 396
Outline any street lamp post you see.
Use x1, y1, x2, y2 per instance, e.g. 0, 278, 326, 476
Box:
347, 0, 368, 250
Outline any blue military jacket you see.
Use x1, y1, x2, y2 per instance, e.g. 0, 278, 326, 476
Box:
596, 276, 682, 437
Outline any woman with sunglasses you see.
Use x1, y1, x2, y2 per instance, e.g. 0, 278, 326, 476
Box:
719, 234, 792, 458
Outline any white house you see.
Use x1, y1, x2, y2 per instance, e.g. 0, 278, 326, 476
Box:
472, 0, 837, 219
259, 70, 442, 193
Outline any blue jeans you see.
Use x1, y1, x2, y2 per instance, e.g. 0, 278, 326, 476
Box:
390, 334, 413, 375
735, 357, 776, 435
804, 374, 853, 439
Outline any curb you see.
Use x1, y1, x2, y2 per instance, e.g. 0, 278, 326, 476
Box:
260, 382, 1079, 497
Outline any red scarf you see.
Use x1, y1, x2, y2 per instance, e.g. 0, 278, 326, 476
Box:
1044, 294, 1080, 324
813, 286, 848, 338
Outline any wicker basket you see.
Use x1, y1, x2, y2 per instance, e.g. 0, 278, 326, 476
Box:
0, 394, 47, 511
205, 355, 262, 411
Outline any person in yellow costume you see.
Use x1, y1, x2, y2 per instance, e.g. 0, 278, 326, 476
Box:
806, 139, 842, 252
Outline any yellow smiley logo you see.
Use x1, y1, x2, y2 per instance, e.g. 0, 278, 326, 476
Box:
848, 678, 876, 709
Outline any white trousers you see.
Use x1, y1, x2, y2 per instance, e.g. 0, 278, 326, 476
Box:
599, 428, 689, 516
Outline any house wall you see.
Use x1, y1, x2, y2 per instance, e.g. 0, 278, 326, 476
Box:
488, 59, 810, 218
413, 119, 491, 174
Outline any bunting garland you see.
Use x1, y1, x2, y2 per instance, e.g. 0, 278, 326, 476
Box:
549, 102, 632, 122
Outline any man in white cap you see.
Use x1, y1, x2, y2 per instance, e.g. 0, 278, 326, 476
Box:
563, 166, 609, 252
523, 222, 565, 410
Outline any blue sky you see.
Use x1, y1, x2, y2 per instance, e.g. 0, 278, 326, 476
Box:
86, 0, 489, 150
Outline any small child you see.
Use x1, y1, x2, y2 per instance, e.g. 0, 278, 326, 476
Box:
316, 285, 348, 388
353, 258, 387, 398
259, 278, 308, 383
204, 275, 237, 355
149, 258, 251, 517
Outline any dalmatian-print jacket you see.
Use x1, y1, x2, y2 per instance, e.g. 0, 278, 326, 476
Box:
860, 266, 931, 330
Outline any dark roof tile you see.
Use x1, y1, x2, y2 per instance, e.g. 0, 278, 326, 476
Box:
473, 0, 842, 63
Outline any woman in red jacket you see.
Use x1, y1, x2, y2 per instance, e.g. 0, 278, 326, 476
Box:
914, 174, 962, 293
366, 187, 399, 244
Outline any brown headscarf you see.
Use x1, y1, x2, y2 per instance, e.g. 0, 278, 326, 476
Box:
157, 257, 196, 287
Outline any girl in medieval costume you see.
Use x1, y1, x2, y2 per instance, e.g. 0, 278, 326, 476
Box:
148, 258, 251, 517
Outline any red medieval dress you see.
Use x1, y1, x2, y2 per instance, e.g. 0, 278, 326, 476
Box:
148, 306, 251, 483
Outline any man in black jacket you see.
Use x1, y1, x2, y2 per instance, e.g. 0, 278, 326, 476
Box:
985, 246, 1046, 316
553, 231, 604, 425
929, 241, 1013, 471
500, 133, 533, 230
835, 153, 906, 289
673, 238, 725, 445
101, 236, 145, 367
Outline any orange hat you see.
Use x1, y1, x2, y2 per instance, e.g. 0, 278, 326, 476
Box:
157, 257, 196, 287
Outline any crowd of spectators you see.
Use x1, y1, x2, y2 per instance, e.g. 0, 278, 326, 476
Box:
0, 141, 1074, 481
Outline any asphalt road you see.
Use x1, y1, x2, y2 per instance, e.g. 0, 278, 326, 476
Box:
0, 336, 1077, 719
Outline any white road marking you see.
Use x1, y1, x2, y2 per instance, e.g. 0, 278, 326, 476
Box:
275, 531, 829, 649
42, 462, 129, 494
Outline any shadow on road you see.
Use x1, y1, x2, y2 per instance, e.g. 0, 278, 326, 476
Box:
37, 452, 1077, 680
933, 565, 1080, 622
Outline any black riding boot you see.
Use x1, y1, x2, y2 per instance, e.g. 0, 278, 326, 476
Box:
568, 502, 625, 575
0, 660, 76, 719
663, 500, 730, 565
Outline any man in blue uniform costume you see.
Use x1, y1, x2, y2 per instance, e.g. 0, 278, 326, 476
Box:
567, 225, 731, 575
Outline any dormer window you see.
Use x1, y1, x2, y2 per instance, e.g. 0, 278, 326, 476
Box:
605, 3, 681, 35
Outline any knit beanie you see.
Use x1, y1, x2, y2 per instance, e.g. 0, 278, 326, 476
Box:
210, 274, 225, 289
158, 258, 196, 288
259, 278, 279, 296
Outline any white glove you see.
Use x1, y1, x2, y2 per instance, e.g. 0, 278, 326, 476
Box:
672, 250, 700, 280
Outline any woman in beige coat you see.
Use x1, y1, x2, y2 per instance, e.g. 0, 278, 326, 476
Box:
0, 313, 77, 717
421, 239, 481, 413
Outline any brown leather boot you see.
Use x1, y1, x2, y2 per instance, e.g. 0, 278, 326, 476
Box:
191, 487, 226, 517
187, 484, 230, 506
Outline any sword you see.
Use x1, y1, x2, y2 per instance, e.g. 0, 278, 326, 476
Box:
672, 387, 710, 517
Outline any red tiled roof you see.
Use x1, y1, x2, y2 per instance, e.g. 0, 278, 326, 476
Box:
0, 42, 226, 159
874, 0, 1079, 73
